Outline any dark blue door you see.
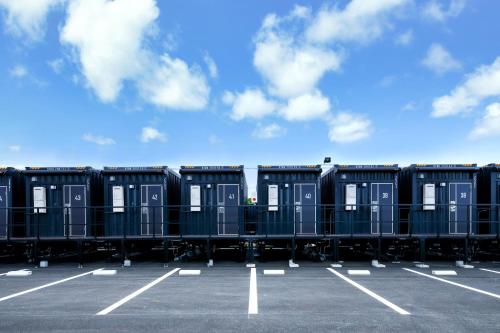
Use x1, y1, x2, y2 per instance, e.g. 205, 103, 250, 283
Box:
371, 183, 393, 234
64, 185, 86, 237
449, 183, 471, 234
0, 186, 6, 238
295, 184, 316, 234
217, 184, 239, 235
141, 185, 163, 236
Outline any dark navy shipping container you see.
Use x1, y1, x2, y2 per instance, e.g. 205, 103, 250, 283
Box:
321, 165, 400, 235
399, 164, 479, 235
257, 165, 321, 235
24, 167, 102, 238
0, 168, 24, 238
478, 164, 500, 235
179, 166, 247, 236
102, 166, 180, 237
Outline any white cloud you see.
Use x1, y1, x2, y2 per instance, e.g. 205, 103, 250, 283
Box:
82, 133, 116, 145
279, 90, 330, 121
0, 0, 61, 41
60, 0, 210, 110
252, 123, 287, 140
208, 134, 222, 145
253, 13, 342, 98
469, 103, 500, 140
395, 29, 413, 45
47, 58, 64, 74
402, 100, 417, 111
138, 54, 210, 110
60, 0, 158, 102
140, 126, 167, 143
432, 57, 500, 117
422, 0, 466, 22
225, 5, 378, 143
223, 88, 278, 121
9, 64, 27, 78
203, 52, 218, 79
422, 43, 461, 75
305, 0, 410, 44
8, 145, 21, 152
328, 113, 373, 143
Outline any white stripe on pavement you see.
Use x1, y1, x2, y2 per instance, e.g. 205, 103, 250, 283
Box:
404, 268, 500, 300
96, 268, 180, 316
0, 268, 104, 302
327, 268, 410, 315
480, 268, 500, 275
248, 267, 258, 315
0, 269, 29, 277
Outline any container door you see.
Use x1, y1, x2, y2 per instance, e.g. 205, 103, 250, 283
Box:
449, 183, 471, 234
217, 184, 239, 235
497, 183, 500, 225
0, 186, 7, 238
371, 183, 393, 234
294, 184, 316, 234
64, 185, 86, 237
141, 185, 163, 236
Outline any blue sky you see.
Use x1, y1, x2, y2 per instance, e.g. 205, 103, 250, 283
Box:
1, 0, 500, 195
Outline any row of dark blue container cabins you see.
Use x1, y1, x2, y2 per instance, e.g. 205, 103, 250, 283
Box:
1, 164, 499, 261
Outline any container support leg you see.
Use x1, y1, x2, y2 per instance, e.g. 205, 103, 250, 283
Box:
246, 239, 255, 263
331, 238, 339, 262
120, 239, 127, 261
207, 239, 212, 262
464, 238, 469, 264
77, 240, 84, 268
291, 238, 296, 261
163, 240, 169, 265
31, 240, 38, 265
419, 238, 426, 263
377, 238, 382, 260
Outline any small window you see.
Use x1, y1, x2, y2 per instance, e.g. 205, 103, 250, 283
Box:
33, 186, 46, 214
112, 186, 124, 213
190, 185, 201, 212
268, 185, 278, 211
345, 184, 356, 211
423, 184, 435, 210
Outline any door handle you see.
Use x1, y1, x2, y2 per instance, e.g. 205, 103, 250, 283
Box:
218, 207, 224, 213
450, 200, 456, 212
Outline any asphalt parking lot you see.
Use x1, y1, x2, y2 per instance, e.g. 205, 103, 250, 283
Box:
0, 261, 499, 332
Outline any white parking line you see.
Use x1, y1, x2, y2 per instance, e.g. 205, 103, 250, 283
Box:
0, 269, 29, 277
0, 268, 104, 303
480, 268, 500, 275
96, 268, 180, 316
248, 268, 258, 315
404, 268, 500, 300
327, 268, 410, 315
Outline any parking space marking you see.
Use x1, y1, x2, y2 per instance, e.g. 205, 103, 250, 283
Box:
480, 268, 500, 275
0, 268, 104, 303
96, 268, 180, 316
248, 267, 258, 315
404, 268, 500, 300
327, 268, 410, 315
0, 269, 29, 277
263, 269, 285, 275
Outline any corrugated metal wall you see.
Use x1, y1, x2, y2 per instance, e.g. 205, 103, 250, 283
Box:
24, 167, 102, 238
102, 167, 180, 237
400, 165, 479, 235
257, 166, 322, 235
179, 166, 247, 236
322, 165, 400, 235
